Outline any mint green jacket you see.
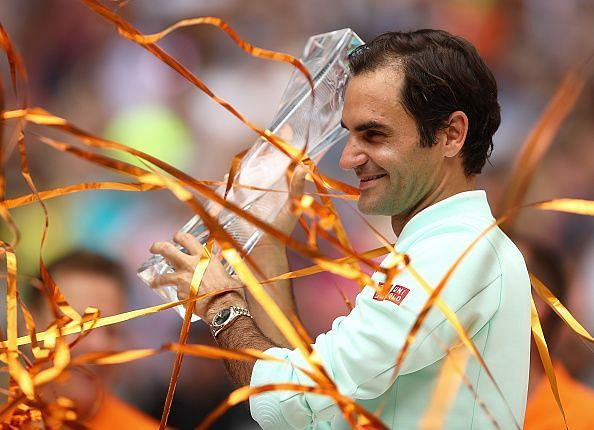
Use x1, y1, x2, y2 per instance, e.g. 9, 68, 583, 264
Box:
250, 191, 531, 429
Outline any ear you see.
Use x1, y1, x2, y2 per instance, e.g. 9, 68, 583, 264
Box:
442, 110, 468, 158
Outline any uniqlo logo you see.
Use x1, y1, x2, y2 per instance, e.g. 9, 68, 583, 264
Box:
373, 283, 410, 306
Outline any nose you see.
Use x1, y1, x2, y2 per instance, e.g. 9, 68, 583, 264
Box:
78, 328, 118, 354
339, 135, 368, 171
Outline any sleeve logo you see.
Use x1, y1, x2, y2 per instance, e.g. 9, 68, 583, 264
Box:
373, 283, 410, 306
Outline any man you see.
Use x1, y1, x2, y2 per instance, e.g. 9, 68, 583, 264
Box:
32, 250, 158, 429
151, 30, 531, 429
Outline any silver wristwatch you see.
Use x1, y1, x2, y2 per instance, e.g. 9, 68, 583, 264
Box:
210, 305, 252, 338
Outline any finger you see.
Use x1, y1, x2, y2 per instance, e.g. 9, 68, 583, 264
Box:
269, 167, 305, 234
289, 165, 307, 199
173, 232, 203, 256
150, 241, 193, 270
176, 289, 188, 301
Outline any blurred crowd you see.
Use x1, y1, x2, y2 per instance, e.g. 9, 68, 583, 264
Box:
1, 0, 593, 428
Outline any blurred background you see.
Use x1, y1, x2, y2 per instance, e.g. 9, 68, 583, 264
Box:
0, 0, 593, 428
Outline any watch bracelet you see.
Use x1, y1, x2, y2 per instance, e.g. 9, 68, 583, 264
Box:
211, 306, 252, 338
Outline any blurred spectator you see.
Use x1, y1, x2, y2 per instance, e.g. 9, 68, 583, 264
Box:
517, 238, 594, 429
30, 250, 159, 428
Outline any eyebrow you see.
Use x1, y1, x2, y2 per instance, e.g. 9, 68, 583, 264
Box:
340, 120, 392, 133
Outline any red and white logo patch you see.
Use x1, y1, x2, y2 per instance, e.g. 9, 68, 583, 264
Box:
373, 283, 410, 306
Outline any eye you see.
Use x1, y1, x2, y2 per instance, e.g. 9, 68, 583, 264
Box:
363, 130, 385, 141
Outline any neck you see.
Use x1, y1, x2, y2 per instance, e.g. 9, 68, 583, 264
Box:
391, 173, 476, 236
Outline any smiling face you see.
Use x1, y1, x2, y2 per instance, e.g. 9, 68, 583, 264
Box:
339, 66, 447, 219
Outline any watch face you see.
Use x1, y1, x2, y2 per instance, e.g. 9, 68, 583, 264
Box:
214, 308, 231, 326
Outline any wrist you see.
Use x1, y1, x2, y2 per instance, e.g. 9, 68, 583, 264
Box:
205, 291, 247, 323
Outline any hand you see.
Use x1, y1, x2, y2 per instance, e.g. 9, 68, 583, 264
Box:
255, 165, 307, 251
149, 232, 246, 320
244, 165, 307, 286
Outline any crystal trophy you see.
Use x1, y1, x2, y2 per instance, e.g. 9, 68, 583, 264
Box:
138, 29, 364, 321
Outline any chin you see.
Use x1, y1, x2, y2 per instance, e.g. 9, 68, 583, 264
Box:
357, 197, 370, 214
357, 198, 388, 216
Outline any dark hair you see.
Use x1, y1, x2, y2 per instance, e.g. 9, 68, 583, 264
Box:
30, 249, 127, 309
348, 29, 501, 176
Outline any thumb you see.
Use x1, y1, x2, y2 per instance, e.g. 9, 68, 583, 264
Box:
289, 165, 307, 200
268, 166, 307, 236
